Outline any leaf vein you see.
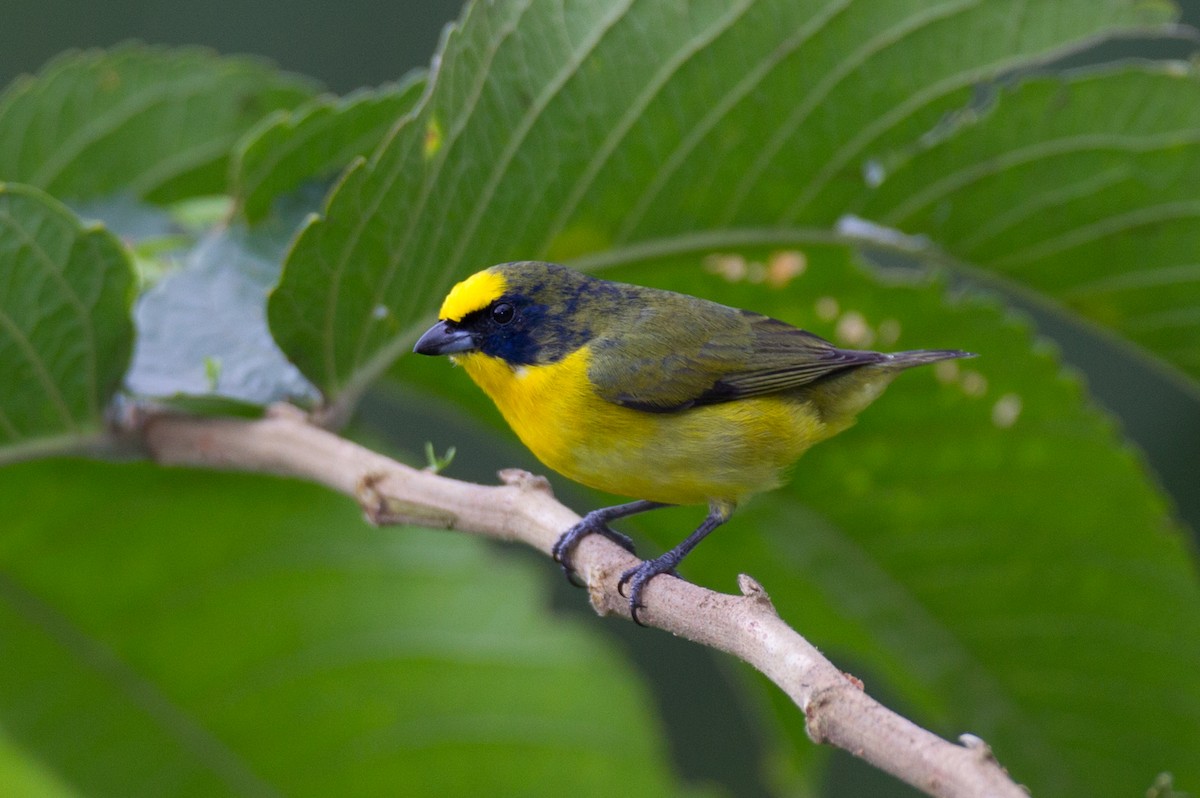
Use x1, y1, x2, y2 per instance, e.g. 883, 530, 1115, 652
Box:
441, 0, 637, 278
955, 166, 1130, 251
993, 201, 1200, 269
1063, 262, 1200, 298
30, 73, 238, 192
338, 2, 535, 388
0, 210, 92, 428
723, 0, 981, 225
537, 0, 760, 251
878, 131, 1200, 228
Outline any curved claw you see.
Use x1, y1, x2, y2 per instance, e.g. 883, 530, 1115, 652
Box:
617, 558, 680, 626
551, 513, 638, 587
614, 502, 731, 625
550, 523, 590, 585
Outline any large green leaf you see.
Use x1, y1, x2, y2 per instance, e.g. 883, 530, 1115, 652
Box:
0, 183, 134, 462
271, 0, 1174, 403
856, 64, 1200, 386
393, 242, 1200, 797
0, 44, 316, 203
629, 252, 1198, 798
0, 459, 685, 797
233, 79, 425, 223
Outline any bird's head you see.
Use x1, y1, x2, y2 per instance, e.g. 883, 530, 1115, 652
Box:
413, 261, 615, 367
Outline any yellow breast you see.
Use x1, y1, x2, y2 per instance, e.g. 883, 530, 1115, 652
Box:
453, 346, 831, 506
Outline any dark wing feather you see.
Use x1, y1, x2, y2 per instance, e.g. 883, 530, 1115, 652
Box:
587, 300, 883, 412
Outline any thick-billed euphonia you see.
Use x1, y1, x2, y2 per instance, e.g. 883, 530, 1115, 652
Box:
415, 261, 970, 623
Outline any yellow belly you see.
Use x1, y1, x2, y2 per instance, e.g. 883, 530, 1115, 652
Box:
454, 347, 831, 506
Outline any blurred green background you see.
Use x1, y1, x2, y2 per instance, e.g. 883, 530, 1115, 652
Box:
0, 0, 455, 94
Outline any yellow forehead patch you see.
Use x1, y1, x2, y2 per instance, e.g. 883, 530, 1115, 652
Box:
439, 269, 508, 322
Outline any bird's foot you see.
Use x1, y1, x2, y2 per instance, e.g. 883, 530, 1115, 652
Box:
551, 512, 636, 587
617, 556, 682, 626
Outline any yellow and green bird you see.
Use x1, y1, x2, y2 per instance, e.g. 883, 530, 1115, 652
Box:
415, 261, 970, 623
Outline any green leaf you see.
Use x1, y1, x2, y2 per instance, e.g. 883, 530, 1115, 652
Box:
270, 0, 1174, 404
0, 183, 135, 462
124, 219, 317, 405
395, 242, 1200, 796
0, 459, 684, 797
0, 43, 316, 203
234, 78, 426, 223
621, 254, 1200, 797
856, 64, 1200, 388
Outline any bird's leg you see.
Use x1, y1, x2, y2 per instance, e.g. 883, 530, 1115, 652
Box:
618, 501, 733, 626
552, 500, 670, 586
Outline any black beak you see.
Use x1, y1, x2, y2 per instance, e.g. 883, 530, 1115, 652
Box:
414, 320, 476, 356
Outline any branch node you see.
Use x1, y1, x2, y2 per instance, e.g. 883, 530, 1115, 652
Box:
587, 575, 617, 617
357, 472, 458, 529
958, 733, 996, 763
586, 557, 639, 620
804, 685, 839, 744
498, 468, 553, 494
842, 671, 865, 691
737, 573, 778, 613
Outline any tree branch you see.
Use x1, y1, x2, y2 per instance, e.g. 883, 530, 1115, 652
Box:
136, 406, 1026, 798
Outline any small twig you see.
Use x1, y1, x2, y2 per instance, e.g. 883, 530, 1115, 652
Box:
136, 407, 1026, 798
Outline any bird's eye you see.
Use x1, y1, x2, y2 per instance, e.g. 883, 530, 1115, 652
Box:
491, 302, 515, 325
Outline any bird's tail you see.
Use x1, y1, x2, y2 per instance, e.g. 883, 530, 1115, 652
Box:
804, 347, 974, 437
884, 349, 976, 369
